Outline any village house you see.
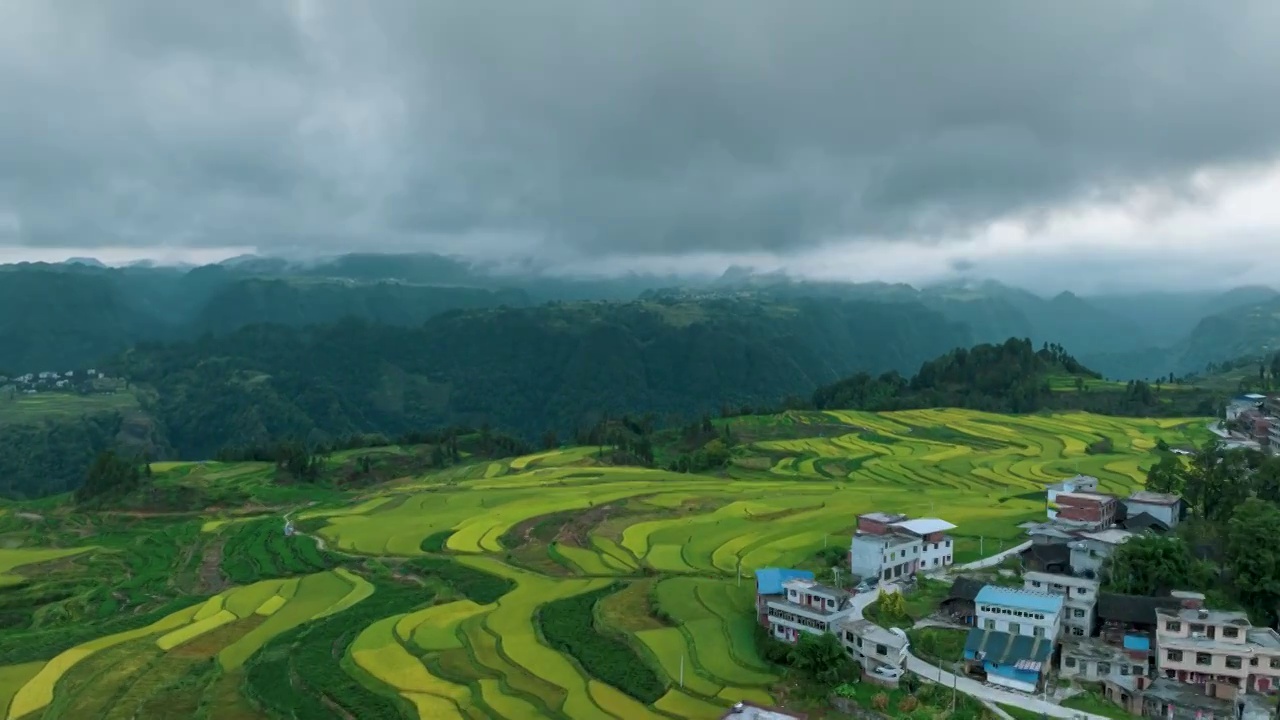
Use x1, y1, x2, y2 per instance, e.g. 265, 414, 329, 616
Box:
1095, 592, 1183, 646
763, 578, 854, 644
964, 627, 1055, 693
1155, 592, 1280, 695
1123, 491, 1183, 530
753, 568, 815, 627
1049, 491, 1119, 527
1068, 528, 1133, 579
939, 577, 985, 626
974, 586, 1065, 639
1117, 512, 1171, 534
1019, 542, 1072, 574
848, 512, 956, 582
886, 517, 957, 572
1138, 677, 1273, 720
1059, 636, 1149, 685
838, 618, 911, 676
1023, 571, 1099, 638
1047, 474, 1100, 496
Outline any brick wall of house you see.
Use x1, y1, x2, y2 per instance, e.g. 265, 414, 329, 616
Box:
857, 518, 890, 535
1057, 496, 1117, 525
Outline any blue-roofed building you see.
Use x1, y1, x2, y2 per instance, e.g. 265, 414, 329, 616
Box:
964, 628, 1054, 693
754, 569, 815, 627
975, 585, 1065, 642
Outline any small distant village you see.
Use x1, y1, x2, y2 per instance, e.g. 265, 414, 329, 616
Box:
1218, 393, 1280, 452
0, 368, 117, 396
751, 476, 1278, 720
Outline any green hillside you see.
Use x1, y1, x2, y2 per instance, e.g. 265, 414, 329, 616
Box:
0, 408, 1215, 720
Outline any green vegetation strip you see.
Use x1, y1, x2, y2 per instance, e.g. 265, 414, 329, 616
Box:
537, 584, 667, 704
245, 580, 431, 720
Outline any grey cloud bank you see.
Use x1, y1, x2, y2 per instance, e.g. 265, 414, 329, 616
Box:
1, 1, 1279, 284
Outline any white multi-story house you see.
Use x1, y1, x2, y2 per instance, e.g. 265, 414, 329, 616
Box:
849, 512, 956, 582
838, 618, 911, 675
1155, 594, 1280, 694
764, 578, 855, 644
888, 518, 957, 572
975, 586, 1064, 640
1024, 571, 1100, 639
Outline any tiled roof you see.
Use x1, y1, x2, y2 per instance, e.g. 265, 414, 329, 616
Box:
975, 586, 1063, 614
1095, 592, 1182, 624
1119, 512, 1169, 532
945, 577, 985, 602
964, 628, 1054, 666
754, 568, 814, 595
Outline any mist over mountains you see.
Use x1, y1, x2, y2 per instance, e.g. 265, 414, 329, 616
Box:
2, 252, 1278, 382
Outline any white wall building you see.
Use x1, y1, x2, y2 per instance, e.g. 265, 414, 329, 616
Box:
1123, 492, 1182, 530
764, 578, 855, 643
888, 518, 956, 572
1024, 571, 1099, 639
975, 586, 1065, 640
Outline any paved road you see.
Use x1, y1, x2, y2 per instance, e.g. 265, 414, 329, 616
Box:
954, 540, 1031, 571
855, 551, 1106, 720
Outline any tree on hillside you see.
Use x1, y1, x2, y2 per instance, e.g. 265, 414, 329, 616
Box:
76, 450, 144, 503
1145, 453, 1184, 495
787, 631, 857, 685
1102, 535, 1210, 596
1226, 499, 1280, 626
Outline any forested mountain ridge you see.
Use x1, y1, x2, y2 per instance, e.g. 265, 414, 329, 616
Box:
111, 297, 971, 459
3, 255, 1277, 380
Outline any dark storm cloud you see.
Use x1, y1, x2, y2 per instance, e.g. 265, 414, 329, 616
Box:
2, 1, 1279, 256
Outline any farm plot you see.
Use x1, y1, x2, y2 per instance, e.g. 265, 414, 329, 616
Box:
4, 408, 1208, 719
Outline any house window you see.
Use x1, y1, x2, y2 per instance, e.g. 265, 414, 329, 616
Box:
1166, 621, 1182, 632
1073, 608, 1085, 618
876, 644, 887, 656
1190, 624, 1205, 634
1226, 656, 1242, 670
945, 555, 951, 562
1270, 658, 1280, 669
856, 637, 863, 648
1132, 665, 1143, 676
1009, 623, 1021, 635
1032, 581, 1042, 588
1075, 587, 1088, 595
1034, 627, 1044, 638
1167, 650, 1182, 662
1097, 662, 1111, 675
845, 631, 855, 642
946, 540, 951, 547
1065, 657, 1077, 668
1223, 627, 1239, 639
826, 599, 834, 608
1072, 627, 1085, 637
985, 619, 995, 630
1196, 653, 1212, 666
1120, 665, 1129, 676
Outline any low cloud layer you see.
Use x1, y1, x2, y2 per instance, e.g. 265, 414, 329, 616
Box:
2, 1, 1280, 282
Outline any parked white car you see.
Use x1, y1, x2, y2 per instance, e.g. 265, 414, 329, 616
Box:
871, 665, 903, 680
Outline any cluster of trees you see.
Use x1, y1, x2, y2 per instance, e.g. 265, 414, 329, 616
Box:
1105, 439, 1280, 624
811, 338, 1216, 417
75, 450, 150, 504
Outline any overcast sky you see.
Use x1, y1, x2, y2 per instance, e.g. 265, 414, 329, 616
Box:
2, 1, 1280, 293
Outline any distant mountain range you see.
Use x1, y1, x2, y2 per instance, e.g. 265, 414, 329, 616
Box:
1, 253, 1277, 382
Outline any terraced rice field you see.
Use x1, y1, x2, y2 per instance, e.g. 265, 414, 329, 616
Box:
0, 409, 1209, 719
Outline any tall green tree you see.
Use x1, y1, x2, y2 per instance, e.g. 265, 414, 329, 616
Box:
787, 632, 857, 686
1226, 499, 1280, 626
1103, 535, 1207, 596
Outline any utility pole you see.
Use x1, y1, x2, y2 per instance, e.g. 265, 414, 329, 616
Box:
737, 558, 742, 588
679, 655, 684, 689
980, 536, 984, 556
833, 567, 841, 589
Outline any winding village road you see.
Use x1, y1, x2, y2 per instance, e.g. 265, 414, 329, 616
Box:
857, 573, 1105, 720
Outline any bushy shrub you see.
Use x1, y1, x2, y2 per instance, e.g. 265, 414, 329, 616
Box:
898, 695, 919, 712
871, 692, 889, 711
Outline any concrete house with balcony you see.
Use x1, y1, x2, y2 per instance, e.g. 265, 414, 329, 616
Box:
1023, 571, 1100, 639
753, 568, 814, 628
1155, 592, 1280, 695
764, 578, 854, 644
1069, 528, 1133, 579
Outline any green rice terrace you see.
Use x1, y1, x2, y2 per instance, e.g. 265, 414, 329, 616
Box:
0, 409, 1211, 719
